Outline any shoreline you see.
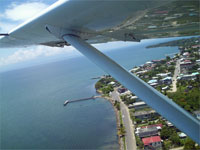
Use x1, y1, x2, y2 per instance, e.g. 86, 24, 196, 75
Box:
96, 90, 123, 150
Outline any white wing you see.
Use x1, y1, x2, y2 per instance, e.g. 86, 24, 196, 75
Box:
0, 0, 199, 144
0, 0, 199, 47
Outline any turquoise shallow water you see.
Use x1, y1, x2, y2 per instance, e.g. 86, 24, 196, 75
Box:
0, 43, 179, 149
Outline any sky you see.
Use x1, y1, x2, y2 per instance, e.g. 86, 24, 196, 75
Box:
0, 0, 142, 71
0, 0, 196, 72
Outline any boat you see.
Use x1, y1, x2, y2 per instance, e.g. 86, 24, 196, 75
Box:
63, 100, 69, 106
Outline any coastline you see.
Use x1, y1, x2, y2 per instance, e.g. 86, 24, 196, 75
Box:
96, 89, 123, 150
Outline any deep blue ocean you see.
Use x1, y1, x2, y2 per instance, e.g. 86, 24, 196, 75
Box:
0, 41, 179, 149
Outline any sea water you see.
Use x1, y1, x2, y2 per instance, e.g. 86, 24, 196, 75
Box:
0, 44, 179, 149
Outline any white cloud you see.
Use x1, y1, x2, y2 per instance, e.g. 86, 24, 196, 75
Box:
0, 1, 49, 32
4, 2, 49, 21
0, 46, 76, 66
0, 22, 17, 33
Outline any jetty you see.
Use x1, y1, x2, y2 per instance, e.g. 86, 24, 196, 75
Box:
63, 95, 102, 106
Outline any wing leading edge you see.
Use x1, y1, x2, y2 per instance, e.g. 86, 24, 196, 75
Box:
0, 0, 199, 48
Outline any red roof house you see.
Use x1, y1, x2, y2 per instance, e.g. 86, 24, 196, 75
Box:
142, 136, 162, 149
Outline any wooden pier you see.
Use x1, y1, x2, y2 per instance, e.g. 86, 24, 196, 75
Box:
63, 95, 102, 106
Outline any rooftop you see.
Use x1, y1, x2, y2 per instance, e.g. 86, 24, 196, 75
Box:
156, 73, 171, 77
179, 133, 187, 138
142, 136, 161, 145
191, 72, 199, 76
109, 81, 115, 85
139, 126, 158, 133
148, 79, 157, 84
131, 96, 138, 99
141, 124, 163, 129
134, 110, 156, 116
193, 110, 200, 115
162, 77, 172, 81
133, 101, 146, 107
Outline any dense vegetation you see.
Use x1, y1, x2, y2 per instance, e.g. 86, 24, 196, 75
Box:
146, 37, 200, 48
95, 77, 115, 94
167, 79, 200, 113
120, 95, 136, 105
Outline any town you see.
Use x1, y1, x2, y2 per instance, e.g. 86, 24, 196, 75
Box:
95, 37, 200, 150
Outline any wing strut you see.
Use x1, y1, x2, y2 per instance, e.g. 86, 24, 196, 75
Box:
63, 34, 200, 144
0, 33, 9, 36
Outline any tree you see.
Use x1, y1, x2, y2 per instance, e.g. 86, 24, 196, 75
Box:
169, 132, 181, 146
163, 141, 172, 150
95, 82, 103, 89
136, 136, 144, 149
114, 101, 120, 110
166, 56, 171, 61
135, 118, 142, 124
184, 137, 196, 150
161, 126, 171, 140
116, 103, 120, 110
120, 95, 126, 101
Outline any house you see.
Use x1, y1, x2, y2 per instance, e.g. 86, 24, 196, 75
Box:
136, 127, 158, 138
108, 81, 116, 86
192, 72, 199, 76
117, 88, 127, 94
156, 73, 171, 78
148, 79, 158, 85
182, 52, 190, 58
193, 111, 200, 120
152, 76, 159, 80
162, 86, 169, 91
180, 61, 194, 73
179, 132, 187, 139
141, 124, 163, 131
161, 77, 172, 85
164, 16, 177, 20
142, 136, 162, 150
134, 110, 159, 120
196, 59, 200, 65
178, 74, 197, 81
166, 121, 174, 127
192, 45, 200, 49
120, 90, 132, 96
130, 101, 148, 110
152, 60, 161, 64
130, 96, 140, 102
145, 61, 154, 65
148, 25, 157, 29
150, 83, 159, 87
136, 70, 148, 75
130, 67, 140, 73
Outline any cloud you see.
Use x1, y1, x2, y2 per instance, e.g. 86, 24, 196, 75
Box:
4, 2, 49, 21
0, 1, 49, 32
0, 22, 17, 33
0, 46, 76, 67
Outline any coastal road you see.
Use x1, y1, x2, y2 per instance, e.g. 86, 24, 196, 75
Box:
111, 90, 137, 150
171, 59, 180, 92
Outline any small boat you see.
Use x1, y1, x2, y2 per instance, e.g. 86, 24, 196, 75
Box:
63, 100, 69, 106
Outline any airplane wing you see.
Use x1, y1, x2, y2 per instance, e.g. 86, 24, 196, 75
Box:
0, 0, 199, 144
0, 0, 199, 47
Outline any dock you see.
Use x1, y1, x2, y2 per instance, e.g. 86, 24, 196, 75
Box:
63, 95, 102, 106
